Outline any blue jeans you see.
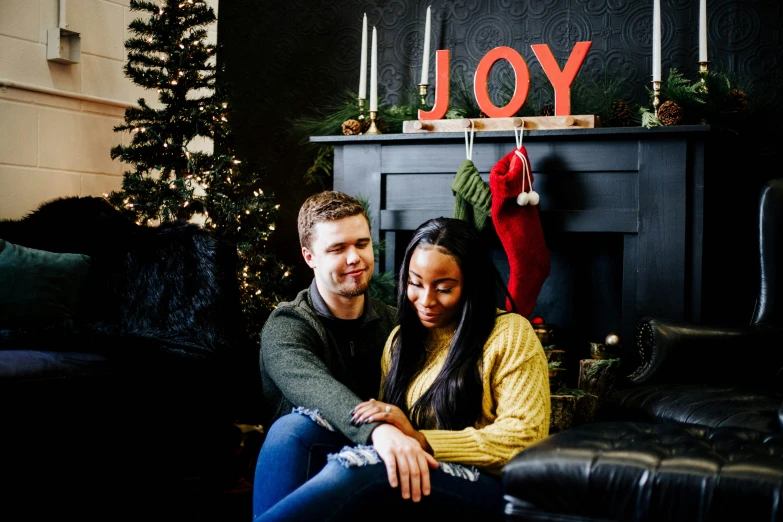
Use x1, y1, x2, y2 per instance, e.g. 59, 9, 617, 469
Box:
254, 444, 505, 522
253, 412, 350, 518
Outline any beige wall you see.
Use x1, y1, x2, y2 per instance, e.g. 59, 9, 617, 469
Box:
0, 0, 219, 220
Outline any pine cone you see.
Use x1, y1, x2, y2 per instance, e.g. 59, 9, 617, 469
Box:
611, 100, 633, 127
540, 104, 555, 116
726, 88, 748, 112
657, 100, 683, 126
342, 119, 362, 136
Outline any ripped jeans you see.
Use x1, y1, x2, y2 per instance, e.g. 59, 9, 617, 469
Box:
253, 411, 350, 518
253, 412, 504, 522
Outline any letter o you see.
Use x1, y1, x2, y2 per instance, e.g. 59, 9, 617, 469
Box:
473, 46, 530, 118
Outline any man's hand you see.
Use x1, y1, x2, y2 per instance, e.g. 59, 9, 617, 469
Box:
370, 424, 439, 502
353, 399, 432, 451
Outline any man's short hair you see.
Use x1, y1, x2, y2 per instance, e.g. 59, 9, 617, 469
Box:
298, 191, 370, 250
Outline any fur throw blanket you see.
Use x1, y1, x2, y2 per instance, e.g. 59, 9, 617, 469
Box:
0, 197, 243, 372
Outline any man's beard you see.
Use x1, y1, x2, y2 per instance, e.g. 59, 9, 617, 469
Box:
337, 277, 369, 298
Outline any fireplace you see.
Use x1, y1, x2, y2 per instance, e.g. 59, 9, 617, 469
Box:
314, 126, 710, 364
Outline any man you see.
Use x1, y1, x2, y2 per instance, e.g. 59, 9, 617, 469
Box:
253, 191, 435, 518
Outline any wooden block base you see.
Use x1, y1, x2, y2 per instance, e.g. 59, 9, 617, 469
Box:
403, 115, 600, 133
578, 358, 621, 402
550, 393, 599, 433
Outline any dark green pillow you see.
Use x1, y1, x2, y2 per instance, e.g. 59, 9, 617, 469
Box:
0, 239, 91, 329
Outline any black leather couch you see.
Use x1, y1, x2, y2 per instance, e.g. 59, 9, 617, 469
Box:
503, 178, 783, 522
0, 197, 259, 522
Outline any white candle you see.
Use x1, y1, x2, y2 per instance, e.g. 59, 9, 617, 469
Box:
370, 26, 378, 111
699, 0, 708, 62
420, 6, 432, 85
359, 13, 368, 100
652, 0, 661, 82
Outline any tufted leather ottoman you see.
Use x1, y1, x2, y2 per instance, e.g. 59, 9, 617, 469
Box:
503, 421, 783, 522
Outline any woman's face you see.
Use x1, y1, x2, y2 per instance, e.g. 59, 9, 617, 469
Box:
406, 246, 463, 329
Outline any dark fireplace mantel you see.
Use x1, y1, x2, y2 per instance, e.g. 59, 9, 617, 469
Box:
312, 125, 709, 347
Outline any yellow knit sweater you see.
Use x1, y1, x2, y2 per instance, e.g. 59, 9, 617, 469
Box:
380, 312, 550, 475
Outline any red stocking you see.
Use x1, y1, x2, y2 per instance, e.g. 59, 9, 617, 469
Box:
489, 146, 550, 316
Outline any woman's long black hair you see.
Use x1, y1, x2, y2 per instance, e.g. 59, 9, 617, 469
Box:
382, 217, 512, 430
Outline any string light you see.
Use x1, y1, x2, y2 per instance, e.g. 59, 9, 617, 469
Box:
113, 0, 291, 337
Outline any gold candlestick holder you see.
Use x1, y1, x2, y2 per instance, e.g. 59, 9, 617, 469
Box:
652, 80, 661, 114
698, 61, 710, 92
357, 98, 366, 121
417, 83, 429, 106
365, 110, 382, 135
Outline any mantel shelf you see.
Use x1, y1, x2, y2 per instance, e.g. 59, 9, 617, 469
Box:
310, 124, 710, 144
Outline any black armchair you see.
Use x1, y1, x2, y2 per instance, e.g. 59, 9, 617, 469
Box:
503, 178, 783, 522
605, 178, 783, 432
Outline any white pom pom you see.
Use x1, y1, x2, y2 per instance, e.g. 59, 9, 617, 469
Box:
516, 192, 529, 206
528, 191, 540, 206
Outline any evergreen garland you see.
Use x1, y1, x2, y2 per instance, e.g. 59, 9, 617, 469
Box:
109, 0, 292, 341
639, 68, 757, 131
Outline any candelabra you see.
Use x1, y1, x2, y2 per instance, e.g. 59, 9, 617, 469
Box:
698, 61, 710, 92
357, 98, 366, 122
417, 84, 429, 106
365, 110, 382, 134
652, 80, 661, 114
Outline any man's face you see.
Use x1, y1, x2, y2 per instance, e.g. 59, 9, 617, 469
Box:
302, 214, 374, 300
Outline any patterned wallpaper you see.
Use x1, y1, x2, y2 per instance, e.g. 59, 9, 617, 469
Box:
218, 0, 783, 293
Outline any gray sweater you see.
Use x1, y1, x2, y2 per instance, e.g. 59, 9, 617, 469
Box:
259, 280, 397, 445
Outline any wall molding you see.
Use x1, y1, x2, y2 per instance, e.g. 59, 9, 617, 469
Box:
0, 79, 137, 109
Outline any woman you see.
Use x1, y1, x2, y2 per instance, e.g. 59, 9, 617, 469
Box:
256, 217, 550, 521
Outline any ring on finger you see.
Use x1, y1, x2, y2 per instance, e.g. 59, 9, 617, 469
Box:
385, 405, 391, 413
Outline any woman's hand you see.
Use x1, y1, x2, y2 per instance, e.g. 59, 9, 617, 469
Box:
352, 399, 432, 453
371, 424, 439, 502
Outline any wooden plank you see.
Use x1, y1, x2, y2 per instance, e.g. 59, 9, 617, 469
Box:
621, 234, 638, 346
381, 230, 396, 275
311, 125, 710, 144
335, 145, 383, 247
384, 172, 639, 212
636, 139, 687, 320
380, 141, 639, 174
542, 210, 638, 233
403, 115, 599, 133
690, 139, 705, 323
380, 209, 638, 233
381, 143, 505, 173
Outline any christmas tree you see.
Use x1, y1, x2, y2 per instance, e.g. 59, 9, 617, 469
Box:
109, 0, 292, 339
